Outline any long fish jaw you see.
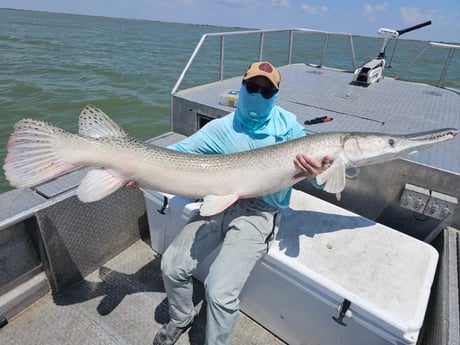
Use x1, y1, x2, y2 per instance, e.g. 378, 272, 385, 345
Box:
315, 128, 457, 197
342, 128, 458, 167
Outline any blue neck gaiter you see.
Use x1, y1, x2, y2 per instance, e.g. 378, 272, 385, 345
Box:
234, 83, 278, 136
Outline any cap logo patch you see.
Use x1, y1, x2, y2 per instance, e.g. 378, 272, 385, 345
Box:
258, 62, 273, 73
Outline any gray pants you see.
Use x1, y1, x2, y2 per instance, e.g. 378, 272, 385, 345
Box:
161, 198, 280, 345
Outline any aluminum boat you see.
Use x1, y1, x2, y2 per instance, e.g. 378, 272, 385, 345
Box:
1, 25, 459, 345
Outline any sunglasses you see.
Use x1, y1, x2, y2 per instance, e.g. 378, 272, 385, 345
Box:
244, 81, 277, 99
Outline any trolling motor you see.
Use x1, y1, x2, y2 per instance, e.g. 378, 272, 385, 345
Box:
353, 20, 432, 84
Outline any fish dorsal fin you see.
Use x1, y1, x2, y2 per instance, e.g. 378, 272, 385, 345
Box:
77, 168, 127, 202
200, 194, 239, 216
316, 158, 346, 196
79, 104, 128, 138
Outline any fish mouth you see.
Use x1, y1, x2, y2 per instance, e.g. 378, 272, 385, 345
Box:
344, 128, 458, 167
405, 128, 458, 142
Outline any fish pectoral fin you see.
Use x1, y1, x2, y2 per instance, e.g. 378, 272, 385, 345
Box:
200, 194, 239, 216
316, 161, 346, 195
77, 169, 127, 202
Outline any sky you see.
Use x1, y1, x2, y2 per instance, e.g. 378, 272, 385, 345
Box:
1, 0, 459, 43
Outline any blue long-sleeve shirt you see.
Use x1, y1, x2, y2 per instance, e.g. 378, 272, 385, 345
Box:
168, 106, 307, 209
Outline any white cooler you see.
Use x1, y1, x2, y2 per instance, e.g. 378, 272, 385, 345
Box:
143, 190, 201, 254
143, 190, 214, 280
144, 189, 438, 345
240, 190, 438, 345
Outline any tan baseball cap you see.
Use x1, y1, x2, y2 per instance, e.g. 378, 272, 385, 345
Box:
243, 61, 281, 90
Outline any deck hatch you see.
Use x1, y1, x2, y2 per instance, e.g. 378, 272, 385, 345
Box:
34, 169, 88, 199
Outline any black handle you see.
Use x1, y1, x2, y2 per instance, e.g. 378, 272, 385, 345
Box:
332, 299, 351, 326
397, 20, 431, 36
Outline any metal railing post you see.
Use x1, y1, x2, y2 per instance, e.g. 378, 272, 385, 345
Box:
259, 32, 264, 61
288, 30, 294, 65
394, 43, 430, 80
348, 35, 356, 71
438, 47, 455, 87
219, 35, 225, 81
171, 33, 208, 95
320, 34, 329, 67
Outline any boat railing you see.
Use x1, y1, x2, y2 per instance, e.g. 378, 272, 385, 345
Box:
171, 28, 356, 95
394, 41, 460, 88
171, 28, 459, 96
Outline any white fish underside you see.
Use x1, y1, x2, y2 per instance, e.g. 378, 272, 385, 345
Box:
3, 105, 457, 216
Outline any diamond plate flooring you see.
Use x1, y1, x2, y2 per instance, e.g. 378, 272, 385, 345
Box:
2, 240, 285, 345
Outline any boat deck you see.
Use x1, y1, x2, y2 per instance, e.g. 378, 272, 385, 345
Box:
1, 43, 459, 344
175, 63, 459, 174
2, 239, 285, 345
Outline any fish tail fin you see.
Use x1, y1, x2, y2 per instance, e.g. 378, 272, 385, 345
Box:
4, 119, 77, 188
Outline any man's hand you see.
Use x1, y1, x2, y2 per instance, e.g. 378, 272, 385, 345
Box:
125, 181, 139, 188
293, 154, 331, 179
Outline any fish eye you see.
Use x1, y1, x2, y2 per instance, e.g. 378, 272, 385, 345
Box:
388, 139, 395, 147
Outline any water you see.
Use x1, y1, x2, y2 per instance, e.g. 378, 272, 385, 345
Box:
0, 8, 458, 193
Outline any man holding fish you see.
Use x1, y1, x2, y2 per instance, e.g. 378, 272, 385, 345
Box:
4, 60, 455, 345
151, 62, 330, 345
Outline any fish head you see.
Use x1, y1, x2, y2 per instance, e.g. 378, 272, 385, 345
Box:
342, 128, 458, 166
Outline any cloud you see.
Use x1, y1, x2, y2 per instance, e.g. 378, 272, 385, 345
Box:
399, 6, 432, 25
271, 0, 291, 8
364, 2, 388, 21
301, 3, 328, 15
364, 2, 388, 14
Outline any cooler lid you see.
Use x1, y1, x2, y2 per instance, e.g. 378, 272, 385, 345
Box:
267, 190, 438, 341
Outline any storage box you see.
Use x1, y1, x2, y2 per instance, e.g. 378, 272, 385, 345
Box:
143, 189, 217, 281
144, 189, 438, 345
239, 190, 439, 345
219, 90, 239, 107
143, 190, 200, 254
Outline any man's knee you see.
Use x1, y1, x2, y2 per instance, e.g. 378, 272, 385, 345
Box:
205, 280, 239, 312
161, 254, 184, 282
161, 249, 196, 284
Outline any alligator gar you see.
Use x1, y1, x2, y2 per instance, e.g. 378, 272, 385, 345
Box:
3, 105, 457, 216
